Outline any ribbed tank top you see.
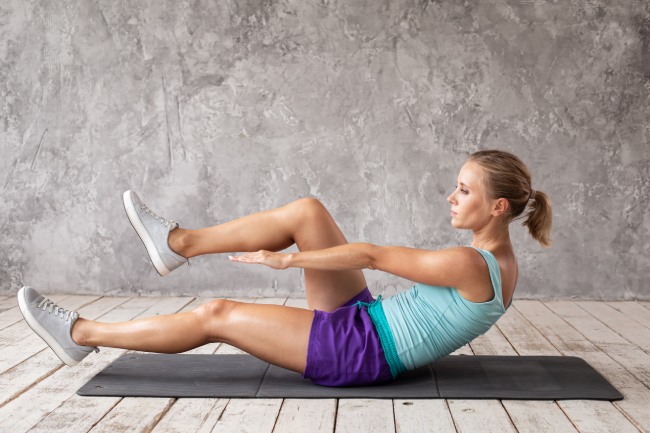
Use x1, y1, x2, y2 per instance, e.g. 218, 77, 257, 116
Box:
367, 246, 510, 375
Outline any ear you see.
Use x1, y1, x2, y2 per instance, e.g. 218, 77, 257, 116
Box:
492, 198, 509, 217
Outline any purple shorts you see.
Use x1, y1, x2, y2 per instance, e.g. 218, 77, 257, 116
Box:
302, 287, 394, 387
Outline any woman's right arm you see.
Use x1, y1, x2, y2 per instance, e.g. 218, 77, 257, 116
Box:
368, 245, 489, 294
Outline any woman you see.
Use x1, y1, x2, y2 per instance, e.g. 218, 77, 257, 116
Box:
18, 149, 552, 387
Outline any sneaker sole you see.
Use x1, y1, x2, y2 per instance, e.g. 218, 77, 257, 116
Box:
17, 287, 80, 367
122, 190, 171, 276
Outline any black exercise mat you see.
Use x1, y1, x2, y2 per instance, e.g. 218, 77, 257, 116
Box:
77, 353, 623, 400
77, 353, 270, 398
433, 355, 622, 400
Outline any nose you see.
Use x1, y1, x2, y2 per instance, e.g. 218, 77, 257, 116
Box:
447, 191, 456, 204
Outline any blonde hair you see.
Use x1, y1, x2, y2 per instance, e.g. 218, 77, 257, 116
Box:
468, 150, 553, 247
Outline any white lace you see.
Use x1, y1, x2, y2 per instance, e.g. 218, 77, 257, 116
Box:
36, 297, 100, 352
37, 298, 79, 322
140, 205, 177, 229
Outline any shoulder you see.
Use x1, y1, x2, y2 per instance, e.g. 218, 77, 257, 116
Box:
369, 245, 488, 289
442, 247, 492, 290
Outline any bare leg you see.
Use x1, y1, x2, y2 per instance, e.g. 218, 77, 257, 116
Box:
72, 197, 370, 369
168, 197, 368, 312
72, 300, 314, 373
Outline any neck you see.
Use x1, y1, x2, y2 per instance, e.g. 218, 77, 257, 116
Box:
471, 221, 511, 251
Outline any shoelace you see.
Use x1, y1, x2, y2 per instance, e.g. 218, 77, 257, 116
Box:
140, 205, 177, 229
38, 298, 79, 322
37, 298, 100, 352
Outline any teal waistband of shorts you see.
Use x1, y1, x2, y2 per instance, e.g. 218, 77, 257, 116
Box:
357, 296, 407, 379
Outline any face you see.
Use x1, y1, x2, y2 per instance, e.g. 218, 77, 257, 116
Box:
447, 161, 498, 230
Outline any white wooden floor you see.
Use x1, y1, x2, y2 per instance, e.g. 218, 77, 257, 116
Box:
0, 294, 649, 433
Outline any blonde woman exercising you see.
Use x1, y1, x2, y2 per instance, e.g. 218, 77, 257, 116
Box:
18, 149, 552, 387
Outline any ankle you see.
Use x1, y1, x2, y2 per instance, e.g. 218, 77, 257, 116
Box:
71, 318, 90, 346
168, 228, 192, 258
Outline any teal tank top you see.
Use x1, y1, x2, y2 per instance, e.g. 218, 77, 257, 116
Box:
366, 246, 510, 376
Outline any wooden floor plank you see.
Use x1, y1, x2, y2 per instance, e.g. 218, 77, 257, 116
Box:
518, 300, 650, 432
0, 350, 65, 407
25, 393, 122, 433
394, 400, 456, 433
469, 307, 578, 433
88, 398, 174, 433
558, 400, 642, 433
494, 305, 559, 355
212, 399, 283, 433
336, 399, 395, 433
545, 301, 650, 387
150, 398, 228, 433
0, 296, 190, 433
0, 296, 17, 312
504, 401, 581, 433
273, 399, 336, 433
503, 303, 640, 433
577, 301, 650, 354
0, 308, 28, 331
448, 400, 517, 433
606, 302, 650, 329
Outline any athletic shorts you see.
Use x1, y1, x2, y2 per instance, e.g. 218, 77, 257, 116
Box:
302, 287, 394, 387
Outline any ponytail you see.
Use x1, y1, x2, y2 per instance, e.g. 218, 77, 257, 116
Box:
523, 190, 552, 247
469, 150, 553, 248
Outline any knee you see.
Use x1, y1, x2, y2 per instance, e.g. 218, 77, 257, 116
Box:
194, 299, 235, 339
292, 197, 326, 219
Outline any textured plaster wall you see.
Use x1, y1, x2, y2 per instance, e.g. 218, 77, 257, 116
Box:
1, 0, 649, 300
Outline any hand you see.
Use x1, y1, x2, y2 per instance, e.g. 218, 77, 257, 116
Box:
228, 250, 290, 270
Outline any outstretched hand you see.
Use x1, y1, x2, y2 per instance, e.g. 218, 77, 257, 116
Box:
228, 250, 290, 270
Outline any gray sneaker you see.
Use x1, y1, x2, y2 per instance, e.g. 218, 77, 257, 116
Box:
17, 286, 99, 366
123, 190, 188, 276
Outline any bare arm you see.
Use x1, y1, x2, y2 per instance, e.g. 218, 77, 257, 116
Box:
228, 242, 376, 270
229, 243, 487, 296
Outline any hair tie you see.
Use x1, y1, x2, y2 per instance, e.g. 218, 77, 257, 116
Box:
528, 189, 535, 201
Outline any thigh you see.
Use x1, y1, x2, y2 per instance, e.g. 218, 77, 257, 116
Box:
292, 198, 369, 312
201, 300, 315, 374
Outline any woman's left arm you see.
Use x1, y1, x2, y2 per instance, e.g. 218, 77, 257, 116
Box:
228, 242, 376, 270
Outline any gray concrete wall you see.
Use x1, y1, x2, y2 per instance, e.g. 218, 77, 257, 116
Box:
1, 0, 648, 300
